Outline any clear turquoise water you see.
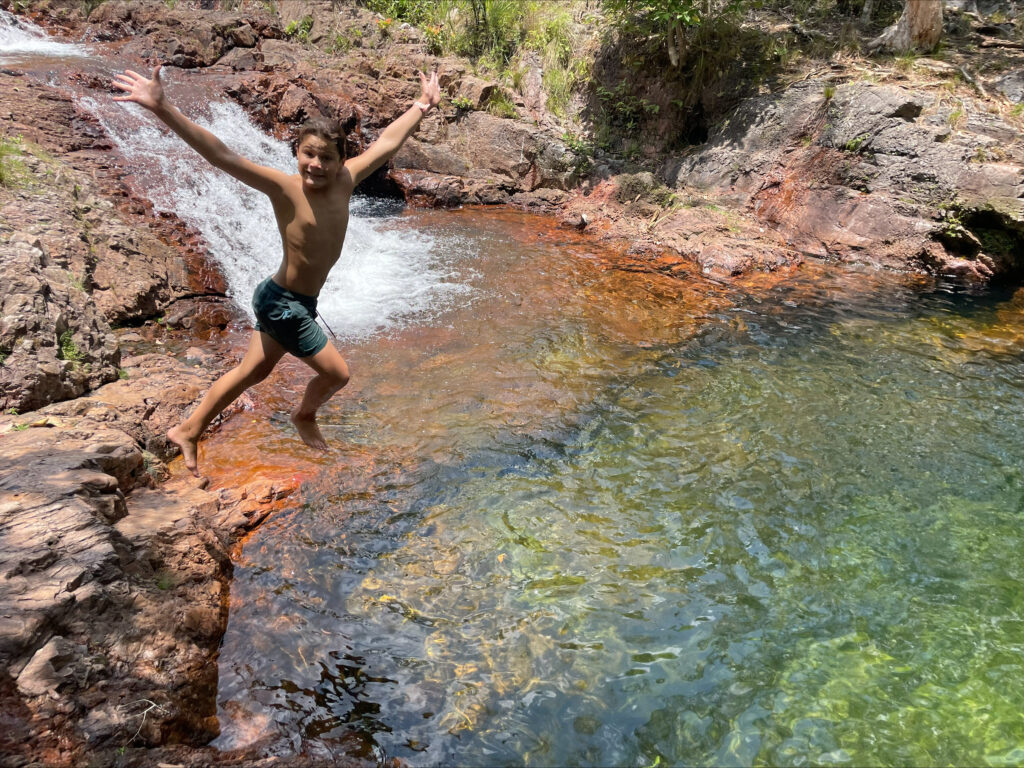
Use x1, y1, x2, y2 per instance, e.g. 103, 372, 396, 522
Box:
215, 209, 1024, 767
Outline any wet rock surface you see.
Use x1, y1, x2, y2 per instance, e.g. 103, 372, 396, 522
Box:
0, 43, 296, 768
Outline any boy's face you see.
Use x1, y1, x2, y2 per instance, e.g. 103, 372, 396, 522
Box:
297, 135, 342, 190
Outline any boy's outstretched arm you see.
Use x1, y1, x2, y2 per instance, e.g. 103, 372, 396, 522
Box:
113, 65, 286, 196
345, 71, 441, 187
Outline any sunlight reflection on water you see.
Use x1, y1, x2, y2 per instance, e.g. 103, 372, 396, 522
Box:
214, 209, 1024, 767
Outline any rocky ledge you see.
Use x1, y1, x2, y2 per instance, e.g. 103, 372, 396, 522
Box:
0, 68, 302, 767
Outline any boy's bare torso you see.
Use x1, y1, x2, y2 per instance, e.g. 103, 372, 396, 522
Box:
271, 171, 353, 296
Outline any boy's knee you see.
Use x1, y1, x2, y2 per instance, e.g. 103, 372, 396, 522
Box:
246, 362, 276, 384
330, 369, 350, 390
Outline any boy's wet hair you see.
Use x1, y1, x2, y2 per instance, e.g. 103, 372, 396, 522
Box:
292, 118, 346, 159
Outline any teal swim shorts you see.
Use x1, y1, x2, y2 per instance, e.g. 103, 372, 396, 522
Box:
252, 277, 328, 358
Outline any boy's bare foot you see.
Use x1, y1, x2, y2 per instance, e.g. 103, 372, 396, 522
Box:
291, 411, 329, 451
167, 425, 200, 477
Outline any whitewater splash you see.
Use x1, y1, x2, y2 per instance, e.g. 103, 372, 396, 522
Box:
82, 96, 471, 339
0, 9, 90, 61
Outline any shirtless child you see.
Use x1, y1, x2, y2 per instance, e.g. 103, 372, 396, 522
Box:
113, 64, 441, 476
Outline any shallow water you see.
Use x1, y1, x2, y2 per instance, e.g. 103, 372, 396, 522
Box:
213, 209, 1024, 767
0, 8, 89, 63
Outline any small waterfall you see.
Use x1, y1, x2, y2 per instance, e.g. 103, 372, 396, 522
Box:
0, 9, 89, 60
82, 96, 471, 339
0, 6, 469, 340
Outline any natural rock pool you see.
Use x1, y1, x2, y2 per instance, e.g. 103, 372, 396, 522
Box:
206, 209, 1024, 767
4, 11, 1024, 765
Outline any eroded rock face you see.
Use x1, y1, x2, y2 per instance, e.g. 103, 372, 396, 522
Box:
668, 80, 1024, 278
0, 43, 299, 764
0, 233, 120, 413
37, 352, 216, 462
395, 111, 583, 197
84, 0, 282, 67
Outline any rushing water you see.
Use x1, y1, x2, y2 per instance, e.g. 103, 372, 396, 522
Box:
6, 10, 1024, 766
0, 8, 89, 62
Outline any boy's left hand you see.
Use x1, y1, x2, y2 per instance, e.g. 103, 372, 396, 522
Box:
418, 70, 441, 111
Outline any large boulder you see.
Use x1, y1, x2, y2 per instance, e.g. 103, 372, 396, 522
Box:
0, 234, 119, 413
395, 111, 583, 194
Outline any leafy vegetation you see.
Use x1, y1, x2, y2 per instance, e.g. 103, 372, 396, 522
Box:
485, 90, 519, 119
601, 0, 745, 68
58, 330, 82, 363
561, 130, 594, 157
0, 135, 27, 188
362, 1, 588, 118
285, 15, 314, 43
327, 28, 363, 54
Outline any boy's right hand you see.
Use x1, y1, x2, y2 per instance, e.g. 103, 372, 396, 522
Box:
112, 65, 166, 112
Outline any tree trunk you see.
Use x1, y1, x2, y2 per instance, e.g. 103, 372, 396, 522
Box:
867, 0, 943, 53
860, 0, 874, 25
666, 21, 682, 67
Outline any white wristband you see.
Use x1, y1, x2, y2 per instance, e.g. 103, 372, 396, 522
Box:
414, 100, 432, 114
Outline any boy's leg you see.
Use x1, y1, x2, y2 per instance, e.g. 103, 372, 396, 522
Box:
291, 341, 350, 451
168, 331, 287, 476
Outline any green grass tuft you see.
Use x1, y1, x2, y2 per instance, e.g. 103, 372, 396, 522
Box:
0, 135, 27, 188
58, 330, 82, 362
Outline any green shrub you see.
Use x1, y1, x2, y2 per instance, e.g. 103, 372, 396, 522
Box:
486, 90, 518, 118
363, 1, 584, 121
328, 29, 363, 54
58, 330, 82, 362
285, 15, 313, 43
562, 130, 594, 156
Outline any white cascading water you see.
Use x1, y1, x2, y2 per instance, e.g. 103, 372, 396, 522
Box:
85, 96, 471, 339
2, 10, 470, 339
0, 9, 89, 60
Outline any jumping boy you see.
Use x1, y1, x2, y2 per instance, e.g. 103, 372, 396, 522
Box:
113, 64, 441, 476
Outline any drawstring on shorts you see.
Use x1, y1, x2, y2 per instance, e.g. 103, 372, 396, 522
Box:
317, 311, 339, 341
